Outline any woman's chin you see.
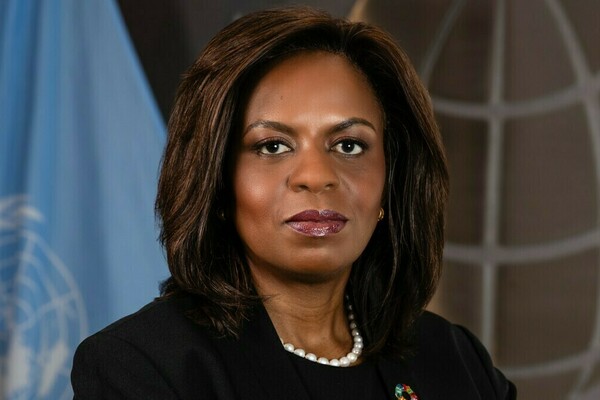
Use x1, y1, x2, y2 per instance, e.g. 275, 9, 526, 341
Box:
253, 262, 353, 287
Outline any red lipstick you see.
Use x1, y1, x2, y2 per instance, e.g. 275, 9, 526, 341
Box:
285, 209, 347, 237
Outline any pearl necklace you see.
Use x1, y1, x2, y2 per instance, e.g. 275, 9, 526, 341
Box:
281, 298, 363, 367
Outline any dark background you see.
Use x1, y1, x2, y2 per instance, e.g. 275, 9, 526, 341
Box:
117, 0, 355, 119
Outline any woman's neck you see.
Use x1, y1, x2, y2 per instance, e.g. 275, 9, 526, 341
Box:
255, 277, 355, 361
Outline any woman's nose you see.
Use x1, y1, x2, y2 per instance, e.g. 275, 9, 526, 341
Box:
287, 147, 340, 194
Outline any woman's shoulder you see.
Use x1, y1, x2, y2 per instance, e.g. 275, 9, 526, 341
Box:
79, 293, 219, 356
72, 294, 230, 399
415, 309, 470, 331
414, 311, 496, 366
95, 294, 198, 337
409, 311, 517, 399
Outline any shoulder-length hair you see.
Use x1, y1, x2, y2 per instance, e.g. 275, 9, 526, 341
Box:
156, 6, 448, 359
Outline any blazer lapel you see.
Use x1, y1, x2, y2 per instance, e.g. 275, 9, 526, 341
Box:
216, 303, 311, 400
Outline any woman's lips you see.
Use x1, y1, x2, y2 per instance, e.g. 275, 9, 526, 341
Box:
285, 209, 348, 237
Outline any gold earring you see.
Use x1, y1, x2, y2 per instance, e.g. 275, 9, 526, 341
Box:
377, 208, 384, 221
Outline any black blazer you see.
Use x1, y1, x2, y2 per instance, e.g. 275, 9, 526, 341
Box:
72, 294, 516, 399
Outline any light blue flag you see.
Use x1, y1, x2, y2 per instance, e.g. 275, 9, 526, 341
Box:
0, 0, 168, 398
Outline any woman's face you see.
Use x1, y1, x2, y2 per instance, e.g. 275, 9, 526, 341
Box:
232, 51, 386, 284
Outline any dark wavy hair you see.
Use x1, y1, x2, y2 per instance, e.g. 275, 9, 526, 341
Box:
156, 6, 448, 359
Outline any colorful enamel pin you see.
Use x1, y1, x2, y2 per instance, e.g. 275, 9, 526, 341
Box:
395, 383, 418, 399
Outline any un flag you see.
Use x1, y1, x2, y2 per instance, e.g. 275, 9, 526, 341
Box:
0, 1, 168, 398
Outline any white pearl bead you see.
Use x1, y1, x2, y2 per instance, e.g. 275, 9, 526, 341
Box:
351, 328, 360, 336
329, 359, 340, 367
305, 353, 317, 362
353, 336, 363, 343
352, 347, 361, 355
354, 342, 364, 349
283, 343, 295, 352
339, 357, 350, 367
317, 357, 329, 364
349, 321, 357, 329
347, 352, 358, 362
293, 348, 306, 357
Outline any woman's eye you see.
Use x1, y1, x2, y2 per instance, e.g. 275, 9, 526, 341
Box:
257, 141, 292, 155
332, 140, 365, 155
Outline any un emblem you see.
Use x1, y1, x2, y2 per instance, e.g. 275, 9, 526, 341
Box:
0, 196, 88, 399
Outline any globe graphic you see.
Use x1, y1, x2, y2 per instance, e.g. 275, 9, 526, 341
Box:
354, 0, 600, 398
0, 198, 87, 400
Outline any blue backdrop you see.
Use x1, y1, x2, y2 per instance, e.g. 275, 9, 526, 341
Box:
0, 0, 168, 398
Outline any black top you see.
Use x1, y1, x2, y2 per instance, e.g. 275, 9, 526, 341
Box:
287, 353, 389, 399
71, 293, 516, 399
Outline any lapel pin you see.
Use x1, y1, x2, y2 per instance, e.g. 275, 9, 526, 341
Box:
395, 383, 418, 399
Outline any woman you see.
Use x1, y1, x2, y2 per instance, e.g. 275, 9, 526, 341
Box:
72, 7, 516, 399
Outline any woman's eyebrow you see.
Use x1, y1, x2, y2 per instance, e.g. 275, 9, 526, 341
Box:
243, 120, 293, 136
330, 117, 376, 133
244, 117, 376, 136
